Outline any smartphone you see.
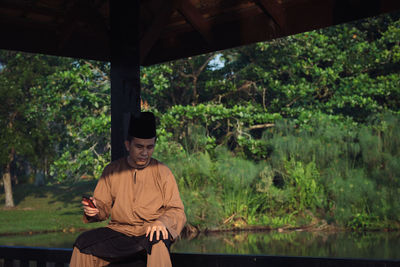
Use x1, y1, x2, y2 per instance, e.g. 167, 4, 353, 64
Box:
82, 195, 96, 208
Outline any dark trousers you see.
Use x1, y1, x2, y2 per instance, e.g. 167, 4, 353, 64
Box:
73, 227, 171, 266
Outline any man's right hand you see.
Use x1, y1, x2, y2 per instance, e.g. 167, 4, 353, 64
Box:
82, 197, 99, 217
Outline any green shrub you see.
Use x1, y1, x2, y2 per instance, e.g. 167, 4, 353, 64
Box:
327, 169, 377, 226
283, 159, 325, 212
213, 148, 262, 218
153, 112, 400, 229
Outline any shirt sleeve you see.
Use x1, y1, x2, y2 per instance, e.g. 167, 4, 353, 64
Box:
82, 164, 113, 223
156, 166, 187, 240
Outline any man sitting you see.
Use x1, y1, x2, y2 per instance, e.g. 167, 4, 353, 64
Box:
70, 112, 186, 267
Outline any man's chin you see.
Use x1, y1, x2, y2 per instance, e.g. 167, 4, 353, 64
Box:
136, 160, 148, 166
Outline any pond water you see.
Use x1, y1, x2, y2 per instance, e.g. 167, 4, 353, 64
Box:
0, 230, 399, 260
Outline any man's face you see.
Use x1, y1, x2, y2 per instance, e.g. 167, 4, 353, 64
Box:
125, 137, 156, 166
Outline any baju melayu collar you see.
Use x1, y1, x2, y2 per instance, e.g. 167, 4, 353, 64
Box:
126, 156, 151, 170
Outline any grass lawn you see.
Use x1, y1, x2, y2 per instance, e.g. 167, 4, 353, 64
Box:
0, 181, 107, 235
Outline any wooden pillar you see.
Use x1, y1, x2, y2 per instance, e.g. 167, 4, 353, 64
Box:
110, 0, 141, 161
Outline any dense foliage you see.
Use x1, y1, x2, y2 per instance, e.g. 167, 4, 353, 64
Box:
1, 12, 399, 230
0, 57, 110, 183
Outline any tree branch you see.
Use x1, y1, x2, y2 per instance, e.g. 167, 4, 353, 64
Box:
247, 123, 275, 130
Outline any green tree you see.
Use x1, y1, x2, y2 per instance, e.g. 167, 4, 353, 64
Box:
0, 51, 71, 207
141, 52, 218, 110
142, 11, 400, 159
218, 11, 400, 120
30, 60, 111, 181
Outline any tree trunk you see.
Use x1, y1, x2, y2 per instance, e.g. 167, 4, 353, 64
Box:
4, 113, 17, 207
3, 160, 15, 208
192, 76, 198, 105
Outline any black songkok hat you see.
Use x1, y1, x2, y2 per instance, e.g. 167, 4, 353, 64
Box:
128, 112, 156, 139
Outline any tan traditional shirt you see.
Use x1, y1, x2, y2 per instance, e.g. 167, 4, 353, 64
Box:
84, 157, 186, 240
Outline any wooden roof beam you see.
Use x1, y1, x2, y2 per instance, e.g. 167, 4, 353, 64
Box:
56, 0, 79, 52
80, 1, 109, 38
20, 0, 39, 18
256, 0, 335, 36
57, 0, 108, 53
176, 0, 214, 46
0, 1, 61, 18
255, 0, 287, 31
143, 10, 277, 65
140, 0, 175, 64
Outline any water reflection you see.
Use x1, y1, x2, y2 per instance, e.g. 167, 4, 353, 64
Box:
0, 231, 80, 249
171, 231, 400, 259
0, 230, 399, 259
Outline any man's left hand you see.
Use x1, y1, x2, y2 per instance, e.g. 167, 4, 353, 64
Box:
146, 221, 168, 242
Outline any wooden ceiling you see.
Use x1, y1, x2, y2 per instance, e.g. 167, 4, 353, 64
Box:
0, 0, 399, 66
